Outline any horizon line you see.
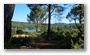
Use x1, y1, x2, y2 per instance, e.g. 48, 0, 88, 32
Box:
11, 20, 76, 24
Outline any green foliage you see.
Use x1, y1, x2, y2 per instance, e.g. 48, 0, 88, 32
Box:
39, 24, 48, 32
66, 4, 84, 22
66, 4, 84, 40
11, 37, 34, 45
41, 25, 84, 49
11, 29, 16, 35
10, 25, 84, 49
27, 6, 47, 32
12, 21, 36, 30
16, 30, 24, 34
5, 37, 35, 49
28, 33, 40, 37
71, 38, 84, 49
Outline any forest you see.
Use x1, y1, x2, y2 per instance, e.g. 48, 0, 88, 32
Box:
4, 4, 84, 49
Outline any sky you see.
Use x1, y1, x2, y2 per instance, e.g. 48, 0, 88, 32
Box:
12, 4, 30, 22
12, 4, 75, 24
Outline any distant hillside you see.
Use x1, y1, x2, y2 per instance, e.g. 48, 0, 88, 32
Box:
12, 21, 75, 30
12, 21, 29, 24
12, 21, 36, 30
12, 21, 75, 25
52, 23, 75, 26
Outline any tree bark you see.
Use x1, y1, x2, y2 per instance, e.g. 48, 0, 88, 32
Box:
47, 4, 51, 40
78, 4, 83, 44
4, 4, 15, 48
36, 24, 38, 32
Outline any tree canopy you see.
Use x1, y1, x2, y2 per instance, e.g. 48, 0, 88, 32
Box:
66, 4, 84, 47
27, 5, 47, 32
66, 4, 84, 23
27, 6, 46, 23
27, 4, 65, 40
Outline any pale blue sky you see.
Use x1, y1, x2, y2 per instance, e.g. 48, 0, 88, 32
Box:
12, 4, 75, 24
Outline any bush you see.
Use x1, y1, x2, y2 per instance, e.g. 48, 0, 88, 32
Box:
41, 29, 64, 41
10, 37, 34, 46
16, 30, 24, 34
40, 26, 84, 49
12, 29, 16, 35
40, 31, 47, 39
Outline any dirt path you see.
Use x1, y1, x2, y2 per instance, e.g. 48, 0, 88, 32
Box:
20, 36, 59, 49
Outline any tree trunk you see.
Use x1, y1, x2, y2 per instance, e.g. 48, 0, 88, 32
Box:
4, 4, 15, 48
36, 24, 38, 32
36, 20, 38, 32
78, 4, 83, 44
47, 4, 51, 40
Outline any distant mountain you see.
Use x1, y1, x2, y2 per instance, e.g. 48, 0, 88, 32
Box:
51, 23, 75, 26
12, 21, 29, 24
12, 21, 36, 30
12, 21, 75, 27
68, 23, 75, 26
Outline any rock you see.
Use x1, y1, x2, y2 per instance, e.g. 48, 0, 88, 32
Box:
20, 46, 27, 49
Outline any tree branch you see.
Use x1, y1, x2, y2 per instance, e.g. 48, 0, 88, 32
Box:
50, 7, 55, 14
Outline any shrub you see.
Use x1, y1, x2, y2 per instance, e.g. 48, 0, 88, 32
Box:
16, 30, 24, 34
10, 37, 34, 46
12, 29, 16, 35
